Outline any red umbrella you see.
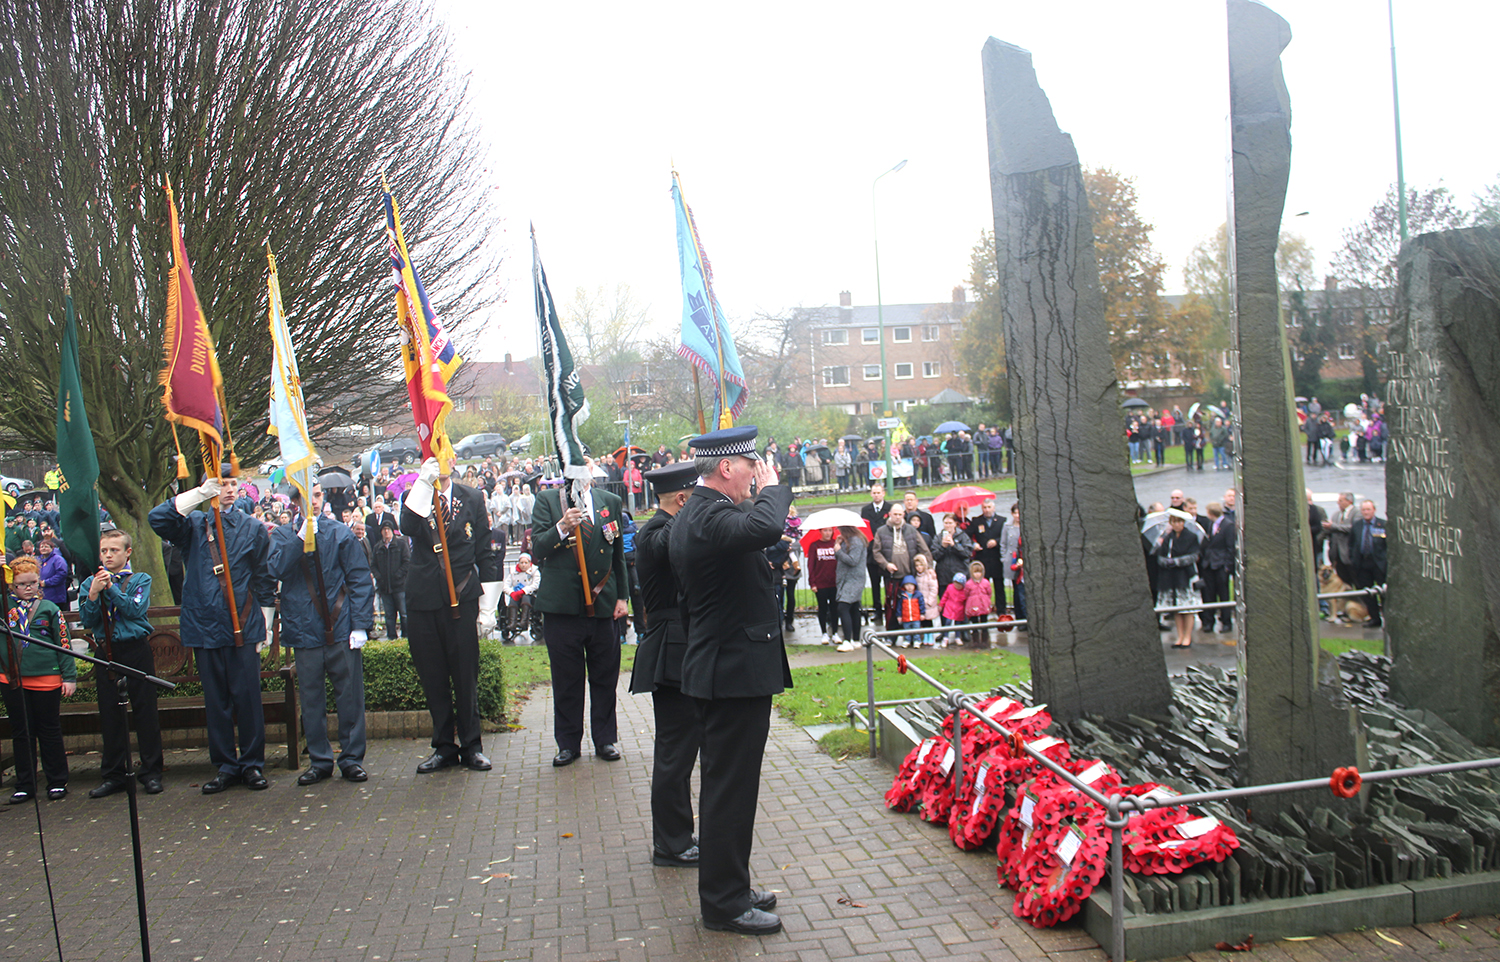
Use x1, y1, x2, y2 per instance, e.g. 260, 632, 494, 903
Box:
797, 507, 871, 554
928, 485, 998, 515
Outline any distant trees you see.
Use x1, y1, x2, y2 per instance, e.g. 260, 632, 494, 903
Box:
0, 0, 499, 581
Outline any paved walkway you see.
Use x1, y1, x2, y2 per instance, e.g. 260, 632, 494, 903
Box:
2, 672, 1494, 962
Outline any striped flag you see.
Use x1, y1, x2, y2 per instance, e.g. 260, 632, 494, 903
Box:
384, 180, 461, 469
672, 171, 747, 428
265, 245, 320, 552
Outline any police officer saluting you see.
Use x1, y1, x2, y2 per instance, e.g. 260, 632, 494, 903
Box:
267, 482, 376, 784
628, 461, 701, 867
669, 426, 791, 936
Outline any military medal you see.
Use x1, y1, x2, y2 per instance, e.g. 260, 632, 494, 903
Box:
465, 522, 473, 538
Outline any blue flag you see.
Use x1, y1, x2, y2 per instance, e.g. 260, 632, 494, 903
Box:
672, 172, 746, 427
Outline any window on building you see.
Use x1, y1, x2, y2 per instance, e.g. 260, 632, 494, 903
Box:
892, 326, 911, 342
922, 325, 939, 342
479, 397, 494, 411
822, 329, 848, 345
894, 362, 913, 379
822, 366, 850, 386
1338, 343, 1357, 360
923, 361, 940, 378
862, 328, 880, 343
630, 380, 652, 396
863, 364, 882, 380
1221, 350, 1232, 369
453, 397, 466, 412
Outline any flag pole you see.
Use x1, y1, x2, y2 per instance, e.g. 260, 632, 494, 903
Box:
690, 368, 708, 434
432, 486, 460, 617
202, 439, 244, 647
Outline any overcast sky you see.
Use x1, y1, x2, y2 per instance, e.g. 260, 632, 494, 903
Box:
428, 0, 1498, 360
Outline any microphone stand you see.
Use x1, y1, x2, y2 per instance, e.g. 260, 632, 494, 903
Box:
0, 583, 175, 962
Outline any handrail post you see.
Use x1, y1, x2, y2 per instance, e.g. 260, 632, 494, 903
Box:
864, 626, 878, 758
949, 692, 966, 799
1105, 797, 1129, 962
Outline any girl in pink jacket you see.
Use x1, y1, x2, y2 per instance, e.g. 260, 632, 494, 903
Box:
963, 560, 994, 648
939, 572, 968, 647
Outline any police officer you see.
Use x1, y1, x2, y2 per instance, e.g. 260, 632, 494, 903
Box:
669, 426, 790, 936
628, 462, 700, 866
149, 468, 276, 793
267, 482, 376, 784
401, 457, 504, 774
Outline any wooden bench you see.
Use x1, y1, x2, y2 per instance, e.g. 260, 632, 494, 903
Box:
0, 606, 300, 771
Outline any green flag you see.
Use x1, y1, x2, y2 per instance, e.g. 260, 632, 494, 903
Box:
57, 286, 100, 570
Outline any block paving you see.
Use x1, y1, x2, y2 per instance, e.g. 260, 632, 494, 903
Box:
0, 674, 1494, 961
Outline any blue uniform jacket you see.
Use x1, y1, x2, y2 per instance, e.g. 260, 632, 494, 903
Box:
79, 570, 154, 643
266, 518, 376, 649
149, 500, 274, 648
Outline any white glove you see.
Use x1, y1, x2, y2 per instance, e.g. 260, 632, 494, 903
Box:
298, 516, 315, 541
349, 629, 367, 650
174, 477, 222, 514
406, 458, 441, 519
477, 581, 502, 635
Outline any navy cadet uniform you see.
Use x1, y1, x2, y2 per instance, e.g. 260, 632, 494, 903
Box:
531, 474, 630, 765
149, 478, 276, 790
669, 426, 792, 934
401, 463, 503, 773
267, 514, 376, 782
628, 461, 702, 865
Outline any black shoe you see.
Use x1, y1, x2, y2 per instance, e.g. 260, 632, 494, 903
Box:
243, 769, 269, 790
704, 907, 782, 935
460, 751, 492, 771
416, 752, 458, 774
47, 786, 67, 801
297, 767, 332, 786
652, 844, 699, 867
749, 888, 777, 912
9, 789, 32, 804
1364, 618, 1382, 628
340, 764, 368, 782
552, 749, 580, 768
89, 780, 130, 799
596, 743, 622, 761
202, 772, 241, 795
142, 777, 164, 795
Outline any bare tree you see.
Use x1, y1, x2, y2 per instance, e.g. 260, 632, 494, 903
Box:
0, 0, 501, 581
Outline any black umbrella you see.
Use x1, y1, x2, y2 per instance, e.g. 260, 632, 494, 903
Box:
839, 433, 864, 442
1121, 397, 1150, 409
317, 469, 356, 489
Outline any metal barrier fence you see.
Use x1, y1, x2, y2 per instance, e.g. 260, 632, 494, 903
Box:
844, 618, 1496, 962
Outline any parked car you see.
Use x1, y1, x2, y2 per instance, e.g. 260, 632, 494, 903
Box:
374, 438, 422, 466
454, 433, 509, 460
0, 473, 32, 496
508, 433, 532, 455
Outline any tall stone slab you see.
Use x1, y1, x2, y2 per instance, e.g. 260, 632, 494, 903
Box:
981, 39, 1171, 723
1387, 227, 1500, 746
1227, 0, 1362, 813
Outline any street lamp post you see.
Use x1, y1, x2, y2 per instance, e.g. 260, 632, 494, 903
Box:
873, 159, 907, 488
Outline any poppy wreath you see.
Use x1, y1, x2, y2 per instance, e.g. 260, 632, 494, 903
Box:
995, 733, 1072, 787
1011, 816, 1111, 927
1118, 783, 1239, 875
997, 612, 1015, 633
918, 746, 959, 825
949, 747, 1014, 850
946, 694, 1022, 741
995, 787, 1044, 889
885, 736, 947, 812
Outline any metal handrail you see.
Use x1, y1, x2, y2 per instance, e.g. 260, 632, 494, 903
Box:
849, 620, 1498, 962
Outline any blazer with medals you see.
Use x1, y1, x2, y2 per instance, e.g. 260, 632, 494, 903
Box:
530, 486, 629, 618
628, 507, 685, 694
399, 481, 501, 611
669, 483, 796, 700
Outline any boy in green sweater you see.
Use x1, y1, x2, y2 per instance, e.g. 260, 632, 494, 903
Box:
2, 556, 75, 802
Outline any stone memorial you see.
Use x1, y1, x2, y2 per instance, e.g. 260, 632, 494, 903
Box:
981, 38, 1171, 722
1387, 226, 1500, 746
1225, 0, 1362, 813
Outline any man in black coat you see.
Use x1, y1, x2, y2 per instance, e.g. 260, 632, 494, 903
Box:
669, 426, 791, 936
1198, 502, 1236, 633
965, 498, 1005, 615
628, 462, 701, 867
1349, 499, 1387, 628
400, 458, 504, 774
860, 484, 892, 625
372, 522, 410, 640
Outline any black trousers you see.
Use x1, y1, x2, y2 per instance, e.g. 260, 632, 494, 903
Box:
651, 684, 702, 856
695, 694, 771, 923
1200, 567, 1233, 630
408, 599, 483, 758
96, 638, 165, 782
1354, 564, 1384, 622
197, 643, 266, 774
3, 685, 67, 791
542, 612, 620, 752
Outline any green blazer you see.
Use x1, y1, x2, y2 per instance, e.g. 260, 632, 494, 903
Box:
530, 486, 629, 618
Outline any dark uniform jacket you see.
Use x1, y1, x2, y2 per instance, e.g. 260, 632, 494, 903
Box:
966, 512, 1004, 573
628, 507, 686, 694
267, 519, 376, 649
530, 486, 629, 617
399, 481, 501, 611
372, 536, 411, 593
149, 500, 275, 648
1201, 515, 1238, 571
670, 483, 795, 701
1350, 515, 1388, 573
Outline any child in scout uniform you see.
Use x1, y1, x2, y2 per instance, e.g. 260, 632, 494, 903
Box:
2, 557, 76, 802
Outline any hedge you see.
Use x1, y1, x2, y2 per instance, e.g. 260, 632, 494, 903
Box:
59, 638, 505, 723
